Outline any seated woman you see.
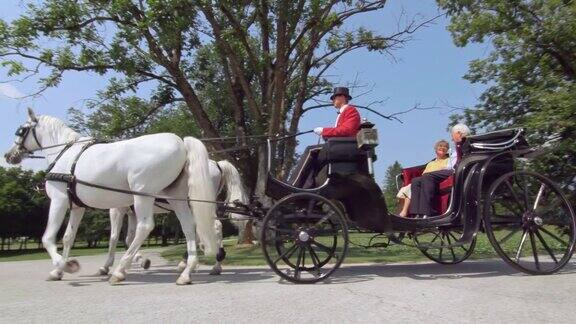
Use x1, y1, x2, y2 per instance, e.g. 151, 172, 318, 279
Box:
409, 124, 471, 217
397, 140, 449, 217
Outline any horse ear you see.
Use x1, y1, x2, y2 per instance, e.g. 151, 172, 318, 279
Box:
27, 107, 38, 122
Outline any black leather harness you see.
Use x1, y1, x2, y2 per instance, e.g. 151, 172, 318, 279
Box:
45, 140, 105, 209
45, 140, 226, 210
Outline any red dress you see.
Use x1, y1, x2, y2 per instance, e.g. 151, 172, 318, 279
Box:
321, 105, 361, 138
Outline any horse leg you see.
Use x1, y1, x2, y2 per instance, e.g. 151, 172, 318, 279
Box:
109, 196, 155, 285
125, 208, 136, 247
100, 208, 127, 275
42, 199, 69, 281
61, 207, 85, 274
127, 210, 151, 270
210, 220, 224, 275
169, 201, 199, 285
177, 251, 188, 272
127, 210, 141, 262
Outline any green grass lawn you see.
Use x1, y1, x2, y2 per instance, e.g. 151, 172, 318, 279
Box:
6, 228, 564, 265
0, 243, 162, 262
162, 233, 501, 266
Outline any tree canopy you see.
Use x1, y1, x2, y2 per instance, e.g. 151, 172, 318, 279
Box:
439, 0, 576, 191
0, 0, 429, 192
381, 160, 403, 213
0, 167, 47, 246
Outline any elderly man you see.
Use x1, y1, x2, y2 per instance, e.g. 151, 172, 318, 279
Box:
408, 124, 471, 217
289, 87, 361, 188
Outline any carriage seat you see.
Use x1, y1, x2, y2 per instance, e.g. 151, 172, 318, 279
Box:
399, 164, 452, 215
317, 137, 376, 177
462, 128, 528, 155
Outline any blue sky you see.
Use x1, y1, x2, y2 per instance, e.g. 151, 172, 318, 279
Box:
0, 1, 489, 185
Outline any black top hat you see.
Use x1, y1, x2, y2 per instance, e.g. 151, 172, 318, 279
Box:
330, 87, 352, 101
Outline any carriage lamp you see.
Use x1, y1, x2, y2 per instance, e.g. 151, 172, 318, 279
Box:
356, 119, 379, 150
356, 119, 379, 176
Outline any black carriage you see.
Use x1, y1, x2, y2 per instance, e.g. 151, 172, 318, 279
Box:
230, 124, 576, 283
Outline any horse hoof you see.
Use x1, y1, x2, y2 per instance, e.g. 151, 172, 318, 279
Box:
176, 260, 187, 272
109, 275, 124, 285
209, 266, 222, 275
176, 277, 191, 285
64, 259, 81, 274
98, 267, 109, 276
47, 271, 63, 281
141, 259, 151, 270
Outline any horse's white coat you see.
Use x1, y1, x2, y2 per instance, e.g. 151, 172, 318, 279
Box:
4, 109, 218, 285
98, 159, 248, 276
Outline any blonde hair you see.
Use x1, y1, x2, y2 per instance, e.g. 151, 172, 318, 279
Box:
434, 140, 449, 150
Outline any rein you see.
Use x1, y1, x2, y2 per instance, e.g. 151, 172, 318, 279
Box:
28, 138, 96, 153
208, 130, 314, 155
45, 172, 235, 207
28, 130, 315, 158
33, 128, 312, 208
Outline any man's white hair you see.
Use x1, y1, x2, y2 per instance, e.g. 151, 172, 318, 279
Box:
451, 123, 471, 136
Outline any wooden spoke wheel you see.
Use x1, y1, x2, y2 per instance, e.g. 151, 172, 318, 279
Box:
260, 193, 349, 284
484, 171, 576, 275
413, 228, 476, 265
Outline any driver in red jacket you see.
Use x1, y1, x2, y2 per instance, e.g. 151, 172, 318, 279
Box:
289, 87, 361, 188
313, 87, 361, 138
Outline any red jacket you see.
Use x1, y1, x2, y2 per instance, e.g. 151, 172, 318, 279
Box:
321, 105, 361, 138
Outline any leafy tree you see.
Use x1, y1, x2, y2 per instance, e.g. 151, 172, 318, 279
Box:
77, 209, 110, 248
0, 0, 428, 195
381, 161, 403, 214
0, 167, 48, 249
439, 0, 576, 196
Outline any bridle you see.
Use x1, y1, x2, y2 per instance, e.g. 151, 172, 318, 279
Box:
13, 122, 44, 158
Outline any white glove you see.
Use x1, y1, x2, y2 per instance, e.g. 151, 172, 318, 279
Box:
314, 127, 323, 135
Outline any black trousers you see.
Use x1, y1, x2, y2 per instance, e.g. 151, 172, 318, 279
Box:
287, 144, 324, 188
408, 169, 453, 216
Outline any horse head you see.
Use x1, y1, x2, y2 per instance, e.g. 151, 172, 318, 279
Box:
4, 108, 41, 165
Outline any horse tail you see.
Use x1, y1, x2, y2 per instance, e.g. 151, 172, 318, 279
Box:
183, 137, 218, 256
217, 160, 248, 208
217, 160, 249, 228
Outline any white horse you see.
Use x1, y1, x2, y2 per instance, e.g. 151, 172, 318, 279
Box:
99, 159, 248, 276
4, 108, 218, 285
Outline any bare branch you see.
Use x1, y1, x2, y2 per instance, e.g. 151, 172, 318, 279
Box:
387, 102, 465, 119
199, 3, 262, 118
218, 4, 263, 84
114, 98, 185, 135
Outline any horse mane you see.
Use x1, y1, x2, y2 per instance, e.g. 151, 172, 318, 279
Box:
38, 115, 82, 143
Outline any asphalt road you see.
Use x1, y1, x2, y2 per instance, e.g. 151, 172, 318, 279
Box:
0, 250, 575, 323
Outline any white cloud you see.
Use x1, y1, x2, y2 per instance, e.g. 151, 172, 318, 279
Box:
0, 83, 24, 99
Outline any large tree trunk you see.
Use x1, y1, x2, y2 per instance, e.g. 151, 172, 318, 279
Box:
236, 147, 269, 245
237, 220, 256, 245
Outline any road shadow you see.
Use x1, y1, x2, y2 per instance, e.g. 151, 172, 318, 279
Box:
69, 262, 277, 287
66, 259, 576, 287
324, 259, 576, 284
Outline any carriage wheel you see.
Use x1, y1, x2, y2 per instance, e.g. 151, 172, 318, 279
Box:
484, 171, 576, 275
413, 228, 476, 265
260, 193, 349, 284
